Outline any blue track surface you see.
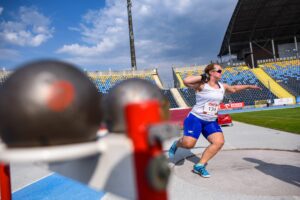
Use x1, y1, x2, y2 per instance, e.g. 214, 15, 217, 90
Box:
13, 173, 105, 200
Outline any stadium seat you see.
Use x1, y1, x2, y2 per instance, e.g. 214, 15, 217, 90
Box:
221, 66, 277, 105
161, 89, 178, 108
87, 71, 158, 94
178, 87, 196, 107
174, 65, 277, 106
261, 59, 300, 96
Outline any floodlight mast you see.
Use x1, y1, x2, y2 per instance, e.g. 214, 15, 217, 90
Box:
127, 0, 137, 70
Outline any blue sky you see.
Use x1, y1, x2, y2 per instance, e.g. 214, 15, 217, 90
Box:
0, 0, 236, 86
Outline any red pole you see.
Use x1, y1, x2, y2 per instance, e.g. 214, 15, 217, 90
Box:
0, 162, 12, 200
125, 100, 167, 200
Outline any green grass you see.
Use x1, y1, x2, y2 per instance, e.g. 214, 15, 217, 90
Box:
230, 107, 300, 134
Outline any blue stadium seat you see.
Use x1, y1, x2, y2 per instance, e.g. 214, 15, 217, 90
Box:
221, 67, 277, 105
88, 73, 157, 94
178, 88, 196, 107
176, 66, 277, 106
262, 60, 300, 96
161, 89, 178, 108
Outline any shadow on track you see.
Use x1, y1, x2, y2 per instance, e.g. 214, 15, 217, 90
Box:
244, 157, 300, 188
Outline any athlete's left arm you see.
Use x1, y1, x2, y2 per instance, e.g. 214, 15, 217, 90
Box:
223, 84, 262, 94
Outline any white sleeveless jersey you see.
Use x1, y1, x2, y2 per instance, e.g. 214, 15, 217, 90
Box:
191, 82, 225, 121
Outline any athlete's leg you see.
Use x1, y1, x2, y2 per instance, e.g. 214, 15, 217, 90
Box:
178, 113, 202, 148
169, 135, 198, 158
169, 113, 202, 158
193, 132, 224, 178
199, 132, 224, 164
176, 135, 198, 149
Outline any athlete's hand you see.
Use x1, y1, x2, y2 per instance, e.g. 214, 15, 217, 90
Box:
201, 73, 208, 82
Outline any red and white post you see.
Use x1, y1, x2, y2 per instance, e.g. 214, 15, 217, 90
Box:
0, 162, 12, 200
125, 100, 168, 200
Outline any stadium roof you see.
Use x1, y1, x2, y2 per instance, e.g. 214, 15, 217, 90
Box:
218, 0, 300, 57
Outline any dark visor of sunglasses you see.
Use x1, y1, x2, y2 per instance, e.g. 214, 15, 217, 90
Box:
214, 69, 222, 73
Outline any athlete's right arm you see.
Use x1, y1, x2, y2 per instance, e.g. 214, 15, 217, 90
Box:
183, 75, 203, 89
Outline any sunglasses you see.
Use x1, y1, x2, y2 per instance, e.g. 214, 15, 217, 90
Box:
213, 69, 222, 74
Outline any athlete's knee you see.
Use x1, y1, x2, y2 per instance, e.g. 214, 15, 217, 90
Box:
212, 139, 224, 149
181, 140, 196, 149
215, 140, 224, 148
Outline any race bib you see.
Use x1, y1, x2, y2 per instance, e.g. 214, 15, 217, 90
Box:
203, 102, 219, 115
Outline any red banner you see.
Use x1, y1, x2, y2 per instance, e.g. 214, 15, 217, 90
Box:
219, 102, 244, 110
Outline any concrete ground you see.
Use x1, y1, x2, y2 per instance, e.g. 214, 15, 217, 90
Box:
165, 121, 300, 200
6, 121, 300, 200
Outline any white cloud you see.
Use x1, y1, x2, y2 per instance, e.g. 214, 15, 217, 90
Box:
0, 6, 54, 47
0, 7, 3, 15
57, 0, 236, 73
57, 36, 117, 56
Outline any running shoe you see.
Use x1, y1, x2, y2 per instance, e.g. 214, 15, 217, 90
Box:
193, 163, 211, 178
168, 140, 178, 159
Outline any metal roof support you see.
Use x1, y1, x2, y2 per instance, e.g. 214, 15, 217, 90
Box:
228, 44, 232, 66
127, 0, 137, 71
249, 41, 255, 68
271, 39, 277, 61
294, 36, 299, 58
218, 0, 300, 58
253, 40, 273, 56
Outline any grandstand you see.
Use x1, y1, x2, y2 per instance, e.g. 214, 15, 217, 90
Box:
161, 89, 178, 108
87, 68, 162, 94
221, 66, 277, 105
215, 0, 300, 107
1, 0, 299, 111
172, 65, 205, 88
0, 68, 182, 109
86, 69, 178, 109
173, 65, 279, 106
218, 0, 300, 68
260, 59, 300, 96
1, 57, 299, 109
177, 88, 195, 107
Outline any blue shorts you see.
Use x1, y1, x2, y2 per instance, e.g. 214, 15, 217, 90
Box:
183, 113, 222, 139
